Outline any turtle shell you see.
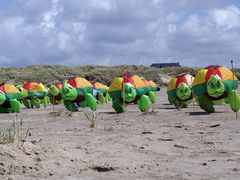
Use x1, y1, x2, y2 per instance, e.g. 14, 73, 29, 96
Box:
149, 80, 158, 91
192, 65, 238, 96
131, 75, 148, 95
142, 79, 158, 92
23, 81, 48, 97
0, 83, 21, 100
67, 77, 93, 95
167, 74, 194, 99
54, 83, 62, 89
93, 82, 108, 94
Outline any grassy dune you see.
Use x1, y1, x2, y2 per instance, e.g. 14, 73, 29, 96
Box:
0, 65, 239, 86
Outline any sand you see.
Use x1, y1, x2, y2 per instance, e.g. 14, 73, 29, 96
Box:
0, 88, 240, 180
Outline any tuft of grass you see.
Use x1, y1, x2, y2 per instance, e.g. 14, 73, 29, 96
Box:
0, 115, 24, 144
83, 110, 98, 128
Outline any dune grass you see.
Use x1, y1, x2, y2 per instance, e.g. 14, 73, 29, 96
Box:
0, 115, 24, 144
0, 65, 239, 86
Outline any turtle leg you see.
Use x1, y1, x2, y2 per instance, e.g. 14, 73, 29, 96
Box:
46, 96, 50, 104
0, 106, 10, 113
48, 95, 54, 104
64, 100, 78, 112
41, 97, 48, 107
228, 90, 240, 112
22, 99, 31, 108
112, 98, 124, 113
106, 93, 111, 102
9, 99, 21, 113
212, 99, 224, 105
79, 100, 87, 108
84, 93, 97, 111
148, 91, 156, 103
137, 95, 150, 112
169, 98, 182, 109
31, 96, 41, 108
97, 92, 105, 104
58, 99, 63, 104
197, 95, 215, 113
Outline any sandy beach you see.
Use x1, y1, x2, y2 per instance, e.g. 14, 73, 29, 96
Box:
1, 88, 240, 180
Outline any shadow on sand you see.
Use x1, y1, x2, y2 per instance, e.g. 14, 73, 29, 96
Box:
188, 111, 224, 116
157, 107, 177, 110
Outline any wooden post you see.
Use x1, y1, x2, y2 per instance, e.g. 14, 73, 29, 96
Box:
122, 73, 126, 113
191, 76, 195, 112
52, 93, 55, 113
231, 60, 238, 119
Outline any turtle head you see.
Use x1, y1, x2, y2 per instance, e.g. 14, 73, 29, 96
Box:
49, 85, 60, 96
122, 83, 137, 102
176, 82, 191, 100
0, 90, 6, 105
16, 85, 28, 99
62, 83, 77, 101
207, 75, 224, 98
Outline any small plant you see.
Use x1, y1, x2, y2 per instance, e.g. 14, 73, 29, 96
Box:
0, 114, 26, 144
83, 110, 98, 128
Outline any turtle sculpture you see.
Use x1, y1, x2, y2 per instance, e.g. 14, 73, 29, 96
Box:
192, 65, 240, 113
61, 77, 97, 112
93, 82, 111, 104
108, 73, 156, 113
18, 81, 48, 108
0, 83, 21, 113
167, 74, 194, 109
48, 83, 63, 105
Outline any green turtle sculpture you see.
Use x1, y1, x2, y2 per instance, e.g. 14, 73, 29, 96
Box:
167, 74, 194, 109
61, 77, 97, 112
192, 65, 240, 113
108, 74, 156, 113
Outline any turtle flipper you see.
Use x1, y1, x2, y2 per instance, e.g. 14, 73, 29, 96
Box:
148, 91, 156, 103
79, 101, 87, 108
137, 95, 150, 112
106, 93, 111, 102
0, 106, 10, 113
169, 98, 185, 109
41, 97, 48, 107
212, 99, 224, 105
22, 99, 31, 108
31, 96, 41, 108
63, 100, 78, 112
85, 93, 97, 111
197, 95, 215, 113
228, 90, 240, 112
9, 99, 21, 113
48, 95, 55, 104
112, 99, 124, 113
97, 93, 105, 104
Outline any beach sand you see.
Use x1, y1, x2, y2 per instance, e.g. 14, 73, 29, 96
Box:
0, 88, 240, 179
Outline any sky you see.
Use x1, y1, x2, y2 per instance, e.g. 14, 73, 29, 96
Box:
0, 0, 240, 67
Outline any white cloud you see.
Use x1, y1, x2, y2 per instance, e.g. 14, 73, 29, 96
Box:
211, 5, 240, 29
40, 0, 60, 31
90, 0, 114, 11
2, 17, 25, 34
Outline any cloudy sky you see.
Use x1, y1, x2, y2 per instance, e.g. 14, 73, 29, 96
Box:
0, 0, 240, 67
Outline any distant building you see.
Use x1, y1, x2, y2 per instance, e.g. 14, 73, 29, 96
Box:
150, 62, 181, 68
